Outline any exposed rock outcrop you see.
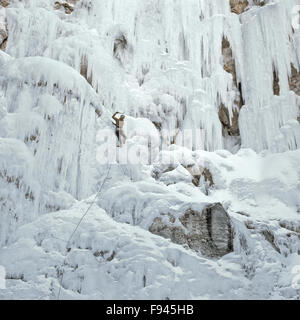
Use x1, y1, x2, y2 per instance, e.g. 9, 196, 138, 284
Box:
273, 69, 280, 96
280, 220, 300, 234
0, 0, 9, 7
230, 0, 249, 14
261, 229, 280, 253
149, 203, 233, 258
288, 64, 300, 123
289, 64, 300, 96
54, 1, 75, 14
0, 3, 8, 51
0, 27, 6, 51
185, 164, 214, 189
220, 37, 243, 138
222, 37, 237, 85
230, 0, 266, 15
219, 103, 240, 137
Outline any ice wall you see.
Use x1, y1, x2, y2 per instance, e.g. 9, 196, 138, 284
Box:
239, 0, 300, 152
2, 0, 244, 151
0, 44, 102, 246
3, 0, 300, 153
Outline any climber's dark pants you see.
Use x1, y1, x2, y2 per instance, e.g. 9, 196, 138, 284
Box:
115, 128, 126, 146
116, 128, 120, 141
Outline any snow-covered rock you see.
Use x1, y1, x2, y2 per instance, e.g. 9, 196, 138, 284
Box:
149, 203, 233, 258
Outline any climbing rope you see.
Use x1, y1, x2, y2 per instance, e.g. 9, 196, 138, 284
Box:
57, 164, 111, 300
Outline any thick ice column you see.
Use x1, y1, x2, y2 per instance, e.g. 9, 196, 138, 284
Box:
239, 0, 300, 152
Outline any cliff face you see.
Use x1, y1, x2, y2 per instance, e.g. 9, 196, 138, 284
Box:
0, 0, 300, 300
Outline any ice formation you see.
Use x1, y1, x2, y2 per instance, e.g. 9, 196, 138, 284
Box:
0, 0, 300, 299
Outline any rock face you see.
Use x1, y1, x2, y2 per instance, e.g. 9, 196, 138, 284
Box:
273, 69, 280, 96
0, 2, 8, 51
149, 203, 233, 258
230, 0, 249, 14
288, 64, 300, 123
0, 27, 6, 51
222, 37, 237, 85
220, 37, 242, 138
289, 64, 300, 96
54, 1, 75, 14
0, 0, 9, 7
218, 103, 240, 137
230, 0, 265, 15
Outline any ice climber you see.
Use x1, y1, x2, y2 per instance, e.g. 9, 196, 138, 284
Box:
112, 111, 127, 147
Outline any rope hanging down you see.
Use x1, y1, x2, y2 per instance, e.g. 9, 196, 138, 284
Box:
57, 165, 111, 299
